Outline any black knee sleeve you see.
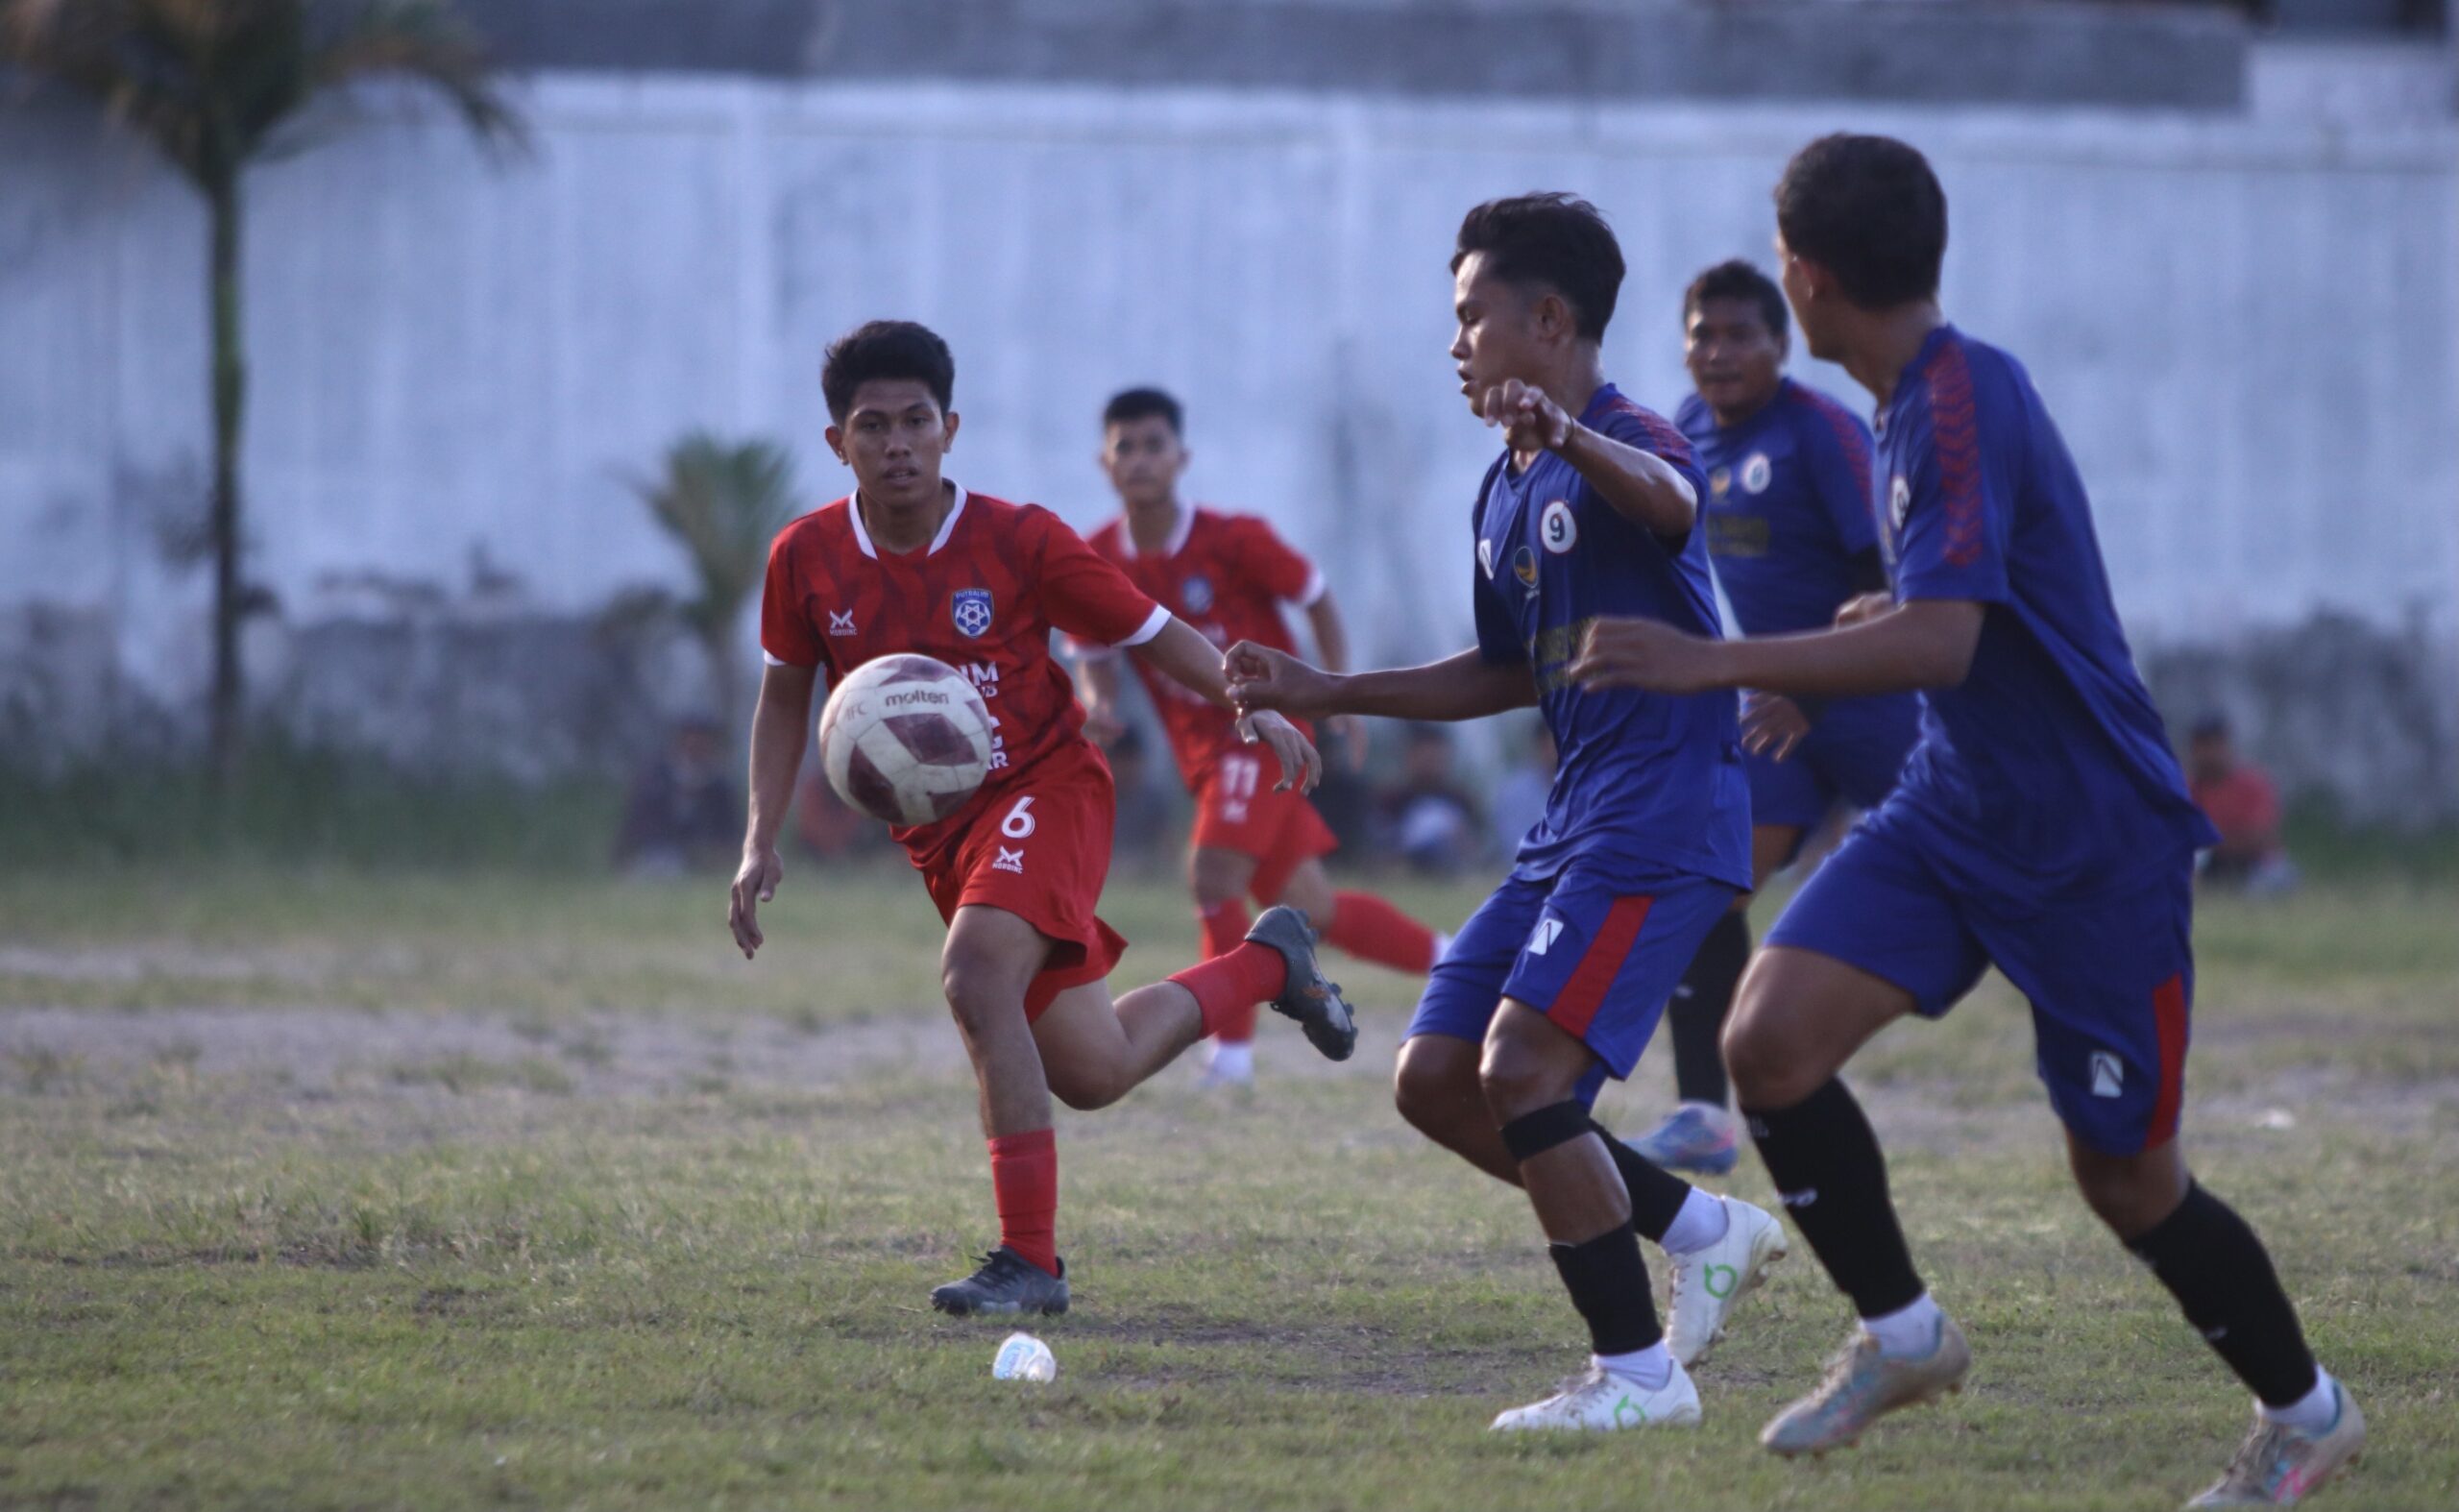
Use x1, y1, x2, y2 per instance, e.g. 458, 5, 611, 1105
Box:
1499, 1100, 1595, 1164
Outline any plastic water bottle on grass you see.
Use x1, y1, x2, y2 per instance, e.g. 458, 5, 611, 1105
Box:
992, 1331, 1058, 1382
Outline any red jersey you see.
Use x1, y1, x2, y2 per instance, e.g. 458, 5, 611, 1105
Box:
1079, 506, 1323, 785
762, 486, 1167, 859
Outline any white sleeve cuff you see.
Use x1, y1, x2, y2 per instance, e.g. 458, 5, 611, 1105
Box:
1113, 604, 1171, 649
1293, 566, 1328, 608
762, 649, 792, 667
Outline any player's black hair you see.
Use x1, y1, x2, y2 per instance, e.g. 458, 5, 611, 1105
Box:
1774, 134, 1948, 310
1103, 386, 1184, 436
1683, 259, 1789, 343
1451, 192, 1624, 342
820, 320, 956, 423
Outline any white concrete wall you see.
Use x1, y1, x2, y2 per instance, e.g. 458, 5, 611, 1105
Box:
4, 76, 2455, 707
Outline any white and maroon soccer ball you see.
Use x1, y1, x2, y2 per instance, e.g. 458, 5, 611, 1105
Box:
817, 654, 995, 826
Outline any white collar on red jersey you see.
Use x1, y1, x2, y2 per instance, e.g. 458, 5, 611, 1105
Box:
1119, 501, 1196, 560
847, 482, 969, 559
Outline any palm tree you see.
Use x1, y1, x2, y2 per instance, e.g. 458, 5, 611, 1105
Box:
635, 434, 805, 740
1, 0, 523, 789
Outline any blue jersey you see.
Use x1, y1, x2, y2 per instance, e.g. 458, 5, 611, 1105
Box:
1677, 378, 1881, 636
1874, 327, 2216, 899
1473, 383, 1752, 891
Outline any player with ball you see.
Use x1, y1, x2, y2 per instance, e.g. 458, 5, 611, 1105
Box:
731, 321, 1358, 1320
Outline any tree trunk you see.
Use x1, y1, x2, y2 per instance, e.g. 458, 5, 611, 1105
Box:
207, 170, 248, 793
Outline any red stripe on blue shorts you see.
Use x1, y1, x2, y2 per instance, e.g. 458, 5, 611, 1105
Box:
1546, 896, 1656, 1038
2144, 971, 2189, 1150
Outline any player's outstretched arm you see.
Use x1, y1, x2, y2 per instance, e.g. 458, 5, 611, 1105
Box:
1133, 616, 1323, 793
1569, 599, 1983, 700
1228, 643, 1538, 723
1072, 652, 1128, 746
731, 662, 818, 961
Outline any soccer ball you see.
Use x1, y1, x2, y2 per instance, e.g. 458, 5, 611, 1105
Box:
817, 654, 995, 826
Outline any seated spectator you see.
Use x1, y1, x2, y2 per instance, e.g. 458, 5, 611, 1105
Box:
1376, 724, 1483, 877
1489, 718, 1556, 863
2188, 715, 2298, 895
616, 717, 741, 877
1106, 725, 1174, 877
794, 764, 887, 863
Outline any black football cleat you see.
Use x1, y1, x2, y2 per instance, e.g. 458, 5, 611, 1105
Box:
1244, 905, 1358, 1062
929, 1246, 1070, 1317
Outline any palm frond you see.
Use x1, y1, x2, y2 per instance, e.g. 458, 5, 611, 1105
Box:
636, 435, 804, 638
307, 0, 523, 154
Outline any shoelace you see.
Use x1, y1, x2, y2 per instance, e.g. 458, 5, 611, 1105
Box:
2221, 1422, 2294, 1490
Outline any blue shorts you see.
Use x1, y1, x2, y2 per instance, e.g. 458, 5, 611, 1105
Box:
1766, 811, 2195, 1156
1744, 694, 1920, 833
1407, 863, 1739, 1105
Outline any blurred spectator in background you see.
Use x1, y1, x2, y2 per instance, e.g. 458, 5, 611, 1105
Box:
794, 760, 887, 864
1106, 724, 1174, 877
1490, 717, 1556, 863
2188, 715, 2299, 895
1376, 724, 1482, 877
616, 717, 740, 876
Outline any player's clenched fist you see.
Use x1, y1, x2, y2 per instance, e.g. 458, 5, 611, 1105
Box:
1474, 377, 1574, 454
1224, 641, 1339, 719
1740, 691, 1813, 762
728, 846, 783, 960
1568, 616, 1720, 695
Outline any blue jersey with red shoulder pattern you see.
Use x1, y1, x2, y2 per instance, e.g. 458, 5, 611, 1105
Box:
1873, 327, 2216, 900
1473, 383, 1752, 890
1677, 377, 1880, 636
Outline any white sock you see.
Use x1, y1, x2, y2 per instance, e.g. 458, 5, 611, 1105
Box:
1207, 1041, 1254, 1080
1659, 1189, 1731, 1256
2259, 1370, 2338, 1434
1594, 1342, 1671, 1392
1861, 1293, 1945, 1359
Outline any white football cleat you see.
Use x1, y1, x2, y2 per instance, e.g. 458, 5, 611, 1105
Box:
1666, 1195, 1789, 1366
1490, 1360, 1703, 1432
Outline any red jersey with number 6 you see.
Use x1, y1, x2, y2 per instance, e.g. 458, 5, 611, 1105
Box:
761, 486, 1168, 865
1079, 506, 1323, 786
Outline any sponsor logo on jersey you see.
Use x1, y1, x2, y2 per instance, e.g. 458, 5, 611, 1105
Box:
2089, 1051, 2124, 1098
828, 609, 857, 637
1181, 574, 1214, 614
993, 846, 1026, 875
952, 588, 994, 638
965, 662, 1000, 698
1512, 545, 1539, 591
1540, 499, 1578, 555
1741, 451, 1773, 495
1526, 915, 1564, 956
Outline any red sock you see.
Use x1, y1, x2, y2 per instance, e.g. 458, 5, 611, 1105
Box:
1196, 901, 1258, 1044
1326, 890, 1442, 974
1169, 939, 1286, 1040
987, 1128, 1059, 1275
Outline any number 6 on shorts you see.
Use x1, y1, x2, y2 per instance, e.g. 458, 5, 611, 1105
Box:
1001, 795, 1037, 840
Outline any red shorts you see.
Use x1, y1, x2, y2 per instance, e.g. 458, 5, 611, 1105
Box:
1188, 748, 1338, 902
913, 743, 1128, 1021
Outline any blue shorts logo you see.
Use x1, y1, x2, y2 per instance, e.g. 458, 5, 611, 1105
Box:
952, 588, 994, 638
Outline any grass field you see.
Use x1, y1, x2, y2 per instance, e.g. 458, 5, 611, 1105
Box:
2, 863, 2455, 1510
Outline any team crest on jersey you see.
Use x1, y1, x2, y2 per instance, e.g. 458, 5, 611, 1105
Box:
1741, 452, 1773, 495
1709, 467, 1731, 500
1181, 574, 1214, 614
1512, 546, 1540, 591
1888, 475, 1911, 533
951, 588, 994, 638
1540, 500, 1578, 555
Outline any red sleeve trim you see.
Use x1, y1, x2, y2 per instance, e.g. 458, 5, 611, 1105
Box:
1921, 342, 1986, 568
1789, 386, 1876, 499
1601, 397, 1696, 468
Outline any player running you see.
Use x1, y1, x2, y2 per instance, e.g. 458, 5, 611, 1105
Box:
1073, 386, 1449, 1087
731, 320, 1359, 1319
1632, 260, 1919, 1176
1572, 136, 2364, 1503
1230, 194, 1787, 1432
